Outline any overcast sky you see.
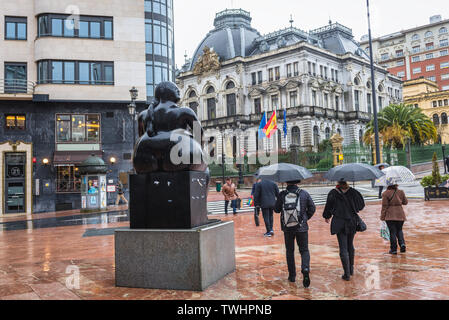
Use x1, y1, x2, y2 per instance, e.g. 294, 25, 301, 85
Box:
173, 0, 449, 68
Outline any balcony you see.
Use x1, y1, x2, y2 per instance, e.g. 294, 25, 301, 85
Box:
0, 79, 35, 100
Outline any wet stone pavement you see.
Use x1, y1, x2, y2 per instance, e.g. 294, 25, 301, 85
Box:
0, 200, 448, 300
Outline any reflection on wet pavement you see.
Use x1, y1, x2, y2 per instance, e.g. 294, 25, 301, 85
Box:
0, 200, 448, 300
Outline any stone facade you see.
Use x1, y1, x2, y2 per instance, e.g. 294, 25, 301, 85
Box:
177, 10, 402, 158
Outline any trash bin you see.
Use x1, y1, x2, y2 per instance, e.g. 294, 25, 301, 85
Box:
216, 182, 222, 192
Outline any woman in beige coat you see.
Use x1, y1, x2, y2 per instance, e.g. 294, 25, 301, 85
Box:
380, 181, 408, 255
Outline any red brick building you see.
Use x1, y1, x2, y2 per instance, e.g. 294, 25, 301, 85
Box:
361, 15, 449, 91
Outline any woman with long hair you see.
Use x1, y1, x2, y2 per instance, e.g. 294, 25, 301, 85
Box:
381, 180, 408, 254
323, 180, 365, 281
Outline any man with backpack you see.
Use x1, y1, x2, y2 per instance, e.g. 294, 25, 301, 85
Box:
275, 180, 316, 287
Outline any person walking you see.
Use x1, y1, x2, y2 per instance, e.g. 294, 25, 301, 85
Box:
222, 178, 239, 215
445, 156, 449, 174
275, 180, 316, 287
115, 181, 128, 205
381, 180, 408, 255
323, 180, 365, 281
254, 179, 279, 237
251, 177, 262, 226
377, 165, 385, 199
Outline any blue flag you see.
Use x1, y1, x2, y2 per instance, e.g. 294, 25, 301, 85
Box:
258, 112, 267, 139
283, 110, 288, 138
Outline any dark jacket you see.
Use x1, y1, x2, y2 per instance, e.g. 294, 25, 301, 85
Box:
251, 182, 259, 196
253, 180, 279, 209
323, 187, 365, 235
275, 185, 316, 233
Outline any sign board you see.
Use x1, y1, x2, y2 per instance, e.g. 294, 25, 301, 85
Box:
107, 185, 116, 193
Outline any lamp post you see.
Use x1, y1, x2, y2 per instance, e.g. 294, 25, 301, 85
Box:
443, 145, 447, 174
128, 87, 138, 149
366, 0, 381, 165
221, 129, 226, 185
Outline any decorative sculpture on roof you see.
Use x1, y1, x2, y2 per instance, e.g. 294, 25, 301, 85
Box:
193, 46, 221, 76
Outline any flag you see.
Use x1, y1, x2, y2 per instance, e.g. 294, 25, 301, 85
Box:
258, 112, 267, 139
283, 110, 288, 138
264, 111, 277, 139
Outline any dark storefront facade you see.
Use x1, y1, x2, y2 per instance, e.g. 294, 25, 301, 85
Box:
0, 99, 146, 214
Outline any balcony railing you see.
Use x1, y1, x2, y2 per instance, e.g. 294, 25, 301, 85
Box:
0, 79, 35, 95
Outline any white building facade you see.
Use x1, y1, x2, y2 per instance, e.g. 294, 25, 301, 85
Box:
176, 9, 402, 160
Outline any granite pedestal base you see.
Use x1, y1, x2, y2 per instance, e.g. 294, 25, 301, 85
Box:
115, 221, 235, 291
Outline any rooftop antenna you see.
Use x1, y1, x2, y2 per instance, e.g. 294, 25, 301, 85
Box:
184, 51, 188, 64
289, 14, 294, 28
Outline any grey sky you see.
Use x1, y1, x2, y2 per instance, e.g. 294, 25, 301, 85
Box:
173, 0, 449, 68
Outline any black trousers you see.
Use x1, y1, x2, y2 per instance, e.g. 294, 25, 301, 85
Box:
378, 186, 384, 199
284, 231, 310, 277
254, 207, 261, 226
386, 221, 405, 252
224, 200, 237, 214
262, 208, 274, 233
337, 232, 356, 276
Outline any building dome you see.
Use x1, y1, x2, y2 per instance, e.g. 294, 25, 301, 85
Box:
189, 9, 261, 70
78, 154, 107, 175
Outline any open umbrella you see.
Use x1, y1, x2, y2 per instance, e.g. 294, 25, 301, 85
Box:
324, 163, 384, 182
256, 163, 313, 183
374, 163, 390, 169
375, 166, 416, 186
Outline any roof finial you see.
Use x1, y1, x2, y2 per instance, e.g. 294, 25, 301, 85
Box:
289, 14, 294, 28
329, 16, 332, 25
184, 51, 188, 63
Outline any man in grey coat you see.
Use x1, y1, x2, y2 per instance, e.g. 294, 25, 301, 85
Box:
253, 179, 279, 237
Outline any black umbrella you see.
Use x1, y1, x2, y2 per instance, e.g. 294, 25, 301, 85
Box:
256, 163, 313, 183
324, 163, 385, 182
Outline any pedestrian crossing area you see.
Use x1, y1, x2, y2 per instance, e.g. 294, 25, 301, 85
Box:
206, 194, 382, 216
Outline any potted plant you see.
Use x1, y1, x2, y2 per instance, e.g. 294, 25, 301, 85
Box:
421, 152, 449, 200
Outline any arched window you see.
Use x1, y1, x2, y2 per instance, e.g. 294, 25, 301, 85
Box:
226, 81, 235, 90
425, 31, 433, 38
232, 136, 237, 158
325, 127, 331, 140
292, 126, 301, 146
366, 81, 371, 89
412, 34, 419, 41
433, 114, 440, 126
378, 84, 384, 92
359, 129, 364, 146
354, 77, 360, 86
189, 91, 197, 98
313, 126, 320, 146
337, 128, 342, 136
188, 101, 198, 115
442, 113, 448, 125
206, 86, 215, 94
440, 27, 448, 35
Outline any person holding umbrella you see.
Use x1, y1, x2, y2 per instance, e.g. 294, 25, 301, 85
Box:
275, 180, 316, 286
323, 179, 365, 281
253, 179, 279, 237
380, 178, 409, 255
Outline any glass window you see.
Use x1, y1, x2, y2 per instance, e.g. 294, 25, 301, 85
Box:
52, 18, 63, 36
254, 98, 261, 114
154, 25, 161, 43
91, 63, 102, 84
104, 21, 113, 39
16, 22, 26, 39
56, 165, 80, 193
71, 115, 86, 142
90, 22, 101, 38
146, 43, 153, 54
146, 65, 153, 83
226, 93, 236, 116
154, 66, 162, 84
79, 21, 89, 37
64, 19, 75, 37
6, 22, 16, 39
57, 115, 71, 142
207, 98, 216, 119
145, 24, 152, 41
86, 115, 100, 142
64, 62, 75, 84
161, 26, 167, 44
154, 43, 161, 55
52, 61, 63, 83
5, 115, 26, 130
104, 65, 113, 84
153, 2, 161, 14
79, 62, 90, 84
38, 61, 48, 83
289, 91, 297, 107
39, 15, 48, 36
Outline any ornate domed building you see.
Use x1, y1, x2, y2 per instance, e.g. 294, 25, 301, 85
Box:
176, 9, 403, 159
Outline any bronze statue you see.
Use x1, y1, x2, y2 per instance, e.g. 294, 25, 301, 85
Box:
133, 81, 209, 174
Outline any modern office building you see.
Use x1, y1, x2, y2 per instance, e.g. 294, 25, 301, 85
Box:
177, 9, 402, 157
360, 15, 449, 90
0, 0, 149, 215
144, 0, 175, 101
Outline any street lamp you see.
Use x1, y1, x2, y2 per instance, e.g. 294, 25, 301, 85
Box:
443, 145, 447, 174
128, 87, 138, 149
366, 0, 381, 165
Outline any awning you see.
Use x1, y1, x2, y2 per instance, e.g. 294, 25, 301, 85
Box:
53, 151, 103, 165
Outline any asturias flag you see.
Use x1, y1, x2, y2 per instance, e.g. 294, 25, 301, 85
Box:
258, 112, 267, 139
264, 111, 278, 138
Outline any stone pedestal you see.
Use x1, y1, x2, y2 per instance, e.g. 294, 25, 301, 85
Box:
129, 171, 210, 229
115, 221, 235, 291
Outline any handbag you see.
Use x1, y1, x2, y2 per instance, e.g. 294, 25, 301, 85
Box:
337, 188, 367, 233
380, 221, 390, 241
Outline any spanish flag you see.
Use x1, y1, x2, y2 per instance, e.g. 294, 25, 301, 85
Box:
263, 111, 277, 138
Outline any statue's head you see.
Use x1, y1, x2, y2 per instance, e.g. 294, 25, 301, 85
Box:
155, 82, 180, 104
